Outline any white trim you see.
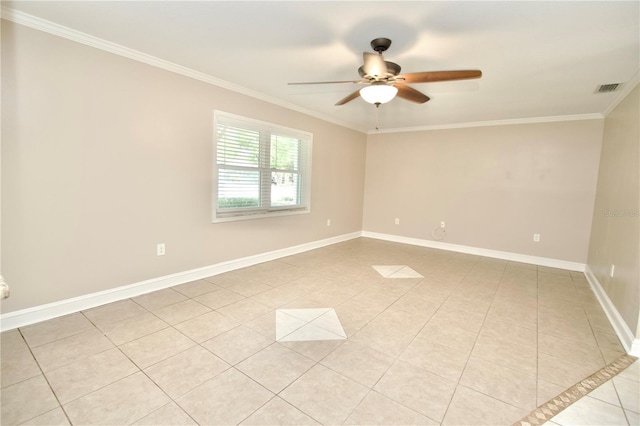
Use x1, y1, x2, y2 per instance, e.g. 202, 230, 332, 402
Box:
361, 231, 585, 271
0, 232, 361, 332
602, 72, 640, 117
0, 7, 366, 134
368, 113, 604, 135
584, 266, 638, 356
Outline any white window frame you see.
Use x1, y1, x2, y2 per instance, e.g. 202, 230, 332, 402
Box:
213, 111, 312, 223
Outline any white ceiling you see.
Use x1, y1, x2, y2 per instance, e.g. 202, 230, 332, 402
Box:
4, 1, 639, 132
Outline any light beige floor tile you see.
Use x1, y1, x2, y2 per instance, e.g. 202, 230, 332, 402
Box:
18, 407, 69, 425
387, 294, 440, 317
550, 395, 629, 425
119, 327, 195, 369
63, 371, 170, 425
132, 402, 196, 425
144, 345, 229, 399
345, 390, 439, 425
236, 343, 315, 393
244, 310, 279, 340
150, 299, 211, 325
171, 279, 221, 298
400, 337, 469, 382
177, 368, 273, 425
480, 316, 538, 350
1, 347, 42, 388
587, 313, 618, 335
538, 352, 600, 389
538, 303, 588, 324
459, 356, 537, 410
45, 347, 138, 404
240, 396, 320, 425
538, 332, 604, 370
280, 339, 345, 362
280, 364, 369, 425
20, 313, 95, 347
82, 299, 147, 327
132, 288, 188, 311
373, 360, 457, 422
217, 298, 274, 324
0, 375, 60, 425
204, 270, 246, 288
471, 334, 537, 376
193, 288, 245, 309
594, 332, 627, 363
1, 330, 30, 355
613, 376, 639, 413
97, 311, 169, 345
442, 385, 528, 425
368, 309, 432, 336
174, 311, 239, 343
250, 286, 301, 308
417, 320, 478, 353
486, 300, 537, 330
31, 328, 114, 372
225, 281, 274, 297
202, 325, 273, 365
538, 315, 594, 343
538, 379, 568, 406
320, 340, 394, 387
429, 307, 486, 334
349, 322, 416, 358
441, 294, 492, 315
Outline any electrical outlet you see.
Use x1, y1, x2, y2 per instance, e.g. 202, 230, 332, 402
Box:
440, 221, 446, 228
533, 234, 540, 242
327, 219, 331, 227
157, 243, 165, 256
610, 264, 615, 278
395, 218, 400, 225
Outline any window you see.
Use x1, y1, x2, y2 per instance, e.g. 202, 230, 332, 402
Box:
213, 111, 312, 222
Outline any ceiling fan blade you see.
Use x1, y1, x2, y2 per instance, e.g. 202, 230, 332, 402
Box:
288, 80, 362, 85
393, 84, 430, 104
335, 90, 361, 106
363, 52, 388, 79
397, 70, 482, 84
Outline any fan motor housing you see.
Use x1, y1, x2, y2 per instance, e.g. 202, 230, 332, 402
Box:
358, 61, 401, 79
371, 38, 392, 53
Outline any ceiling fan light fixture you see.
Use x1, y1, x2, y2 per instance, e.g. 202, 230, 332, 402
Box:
359, 84, 398, 104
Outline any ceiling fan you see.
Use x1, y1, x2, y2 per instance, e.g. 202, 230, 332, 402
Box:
289, 38, 482, 106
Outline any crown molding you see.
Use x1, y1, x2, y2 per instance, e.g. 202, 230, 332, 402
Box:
0, 7, 367, 134
368, 113, 605, 135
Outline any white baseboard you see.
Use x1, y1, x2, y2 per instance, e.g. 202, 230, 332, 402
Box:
0, 232, 361, 332
361, 231, 585, 271
584, 266, 639, 356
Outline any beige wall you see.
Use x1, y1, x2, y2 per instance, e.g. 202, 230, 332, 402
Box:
363, 120, 604, 263
587, 85, 640, 336
0, 22, 366, 313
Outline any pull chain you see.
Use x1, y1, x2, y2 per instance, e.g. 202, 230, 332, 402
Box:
375, 102, 381, 131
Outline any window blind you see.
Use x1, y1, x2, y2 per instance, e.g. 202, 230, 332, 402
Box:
213, 111, 312, 222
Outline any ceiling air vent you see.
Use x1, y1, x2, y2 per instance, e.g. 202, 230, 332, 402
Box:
596, 83, 622, 93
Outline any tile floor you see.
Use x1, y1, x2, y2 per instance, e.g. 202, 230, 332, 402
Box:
1, 238, 638, 425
